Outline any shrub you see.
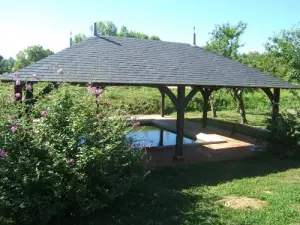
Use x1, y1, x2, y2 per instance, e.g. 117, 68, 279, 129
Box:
0, 84, 145, 225
267, 110, 300, 156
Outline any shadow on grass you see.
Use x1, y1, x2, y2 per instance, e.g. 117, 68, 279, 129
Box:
59, 156, 300, 225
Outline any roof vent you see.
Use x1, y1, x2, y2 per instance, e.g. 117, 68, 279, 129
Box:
94, 22, 97, 36
193, 26, 196, 46
69, 31, 72, 47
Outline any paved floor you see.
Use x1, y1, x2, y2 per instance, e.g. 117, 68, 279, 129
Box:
134, 115, 258, 167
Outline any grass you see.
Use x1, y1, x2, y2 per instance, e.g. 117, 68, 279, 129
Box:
62, 156, 300, 225
182, 110, 270, 128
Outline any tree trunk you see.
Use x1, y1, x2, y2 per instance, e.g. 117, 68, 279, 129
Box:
231, 88, 247, 124
209, 93, 217, 118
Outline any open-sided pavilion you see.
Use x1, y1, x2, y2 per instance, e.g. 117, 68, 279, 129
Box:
1, 27, 299, 159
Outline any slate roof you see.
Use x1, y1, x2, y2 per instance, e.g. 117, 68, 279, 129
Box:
1, 36, 299, 88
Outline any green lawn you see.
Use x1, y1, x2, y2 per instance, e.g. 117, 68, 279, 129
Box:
62, 156, 300, 225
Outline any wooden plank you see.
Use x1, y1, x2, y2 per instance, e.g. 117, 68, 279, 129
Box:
272, 88, 280, 119
202, 90, 209, 128
158, 86, 178, 109
175, 86, 185, 158
160, 91, 165, 117
184, 87, 199, 108
159, 128, 163, 146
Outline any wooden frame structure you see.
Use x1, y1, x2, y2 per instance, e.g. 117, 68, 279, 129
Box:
2, 24, 299, 160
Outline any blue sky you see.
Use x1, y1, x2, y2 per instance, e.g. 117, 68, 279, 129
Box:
0, 0, 299, 58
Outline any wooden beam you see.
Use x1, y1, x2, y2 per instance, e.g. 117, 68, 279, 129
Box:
159, 89, 165, 117
261, 88, 273, 102
184, 87, 199, 108
272, 88, 280, 119
159, 128, 163, 146
38, 83, 59, 97
158, 86, 178, 109
175, 86, 185, 158
261, 87, 281, 127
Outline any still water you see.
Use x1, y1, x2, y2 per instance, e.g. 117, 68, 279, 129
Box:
126, 125, 195, 148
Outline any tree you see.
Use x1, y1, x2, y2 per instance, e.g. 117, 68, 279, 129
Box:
73, 33, 88, 44
265, 24, 300, 84
90, 21, 160, 40
13, 46, 53, 71
205, 21, 248, 124
0, 56, 15, 74
206, 21, 247, 59
95, 21, 118, 36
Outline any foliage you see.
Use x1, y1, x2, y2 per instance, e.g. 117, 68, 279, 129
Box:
92, 21, 160, 40
0, 84, 145, 225
13, 45, 53, 71
267, 110, 300, 154
205, 21, 248, 122
73, 33, 88, 44
265, 24, 300, 84
205, 21, 247, 60
0, 56, 14, 74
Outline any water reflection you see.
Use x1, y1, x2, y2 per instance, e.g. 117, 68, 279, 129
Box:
126, 126, 194, 148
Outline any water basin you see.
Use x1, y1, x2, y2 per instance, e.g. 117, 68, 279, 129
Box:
126, 125, 196, 148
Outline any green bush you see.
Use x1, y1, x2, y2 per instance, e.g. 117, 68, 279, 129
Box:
0, 84, 145, 225
267, 110, 300, 155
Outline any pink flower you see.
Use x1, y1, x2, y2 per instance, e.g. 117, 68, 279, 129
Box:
69, 158, 76, 165
10, 125, 19, 132
132, 122, 140, 128
15, 80, 21, 86
9, 87, 14, 92
87, 86, 104, 95
0, 151, 8, 158
41, 111, 47, 116
32, 73, 37, 79
94, 89, 104, 95
15, 93, 21, 98
57, 68, 63, 74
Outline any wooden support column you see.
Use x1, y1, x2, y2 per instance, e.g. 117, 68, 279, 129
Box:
24, 83, 34, 113
175, 86, 185, 159
160, 91, 165, 117
159, 128, 163, 146
199, 88, 212, 128
272, 88, 280, 120
202, 93, 209, 128
261, 87, 281, 126
14, 82, 23, 101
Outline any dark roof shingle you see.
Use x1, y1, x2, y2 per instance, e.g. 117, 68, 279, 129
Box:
1, 36, 299, 89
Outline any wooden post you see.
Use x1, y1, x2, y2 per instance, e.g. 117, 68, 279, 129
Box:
199, 88, 211, 128
25, 83, 34, 100
272, 88, 280, 120
14, 82, 23, 101
175, 86, 185, 159
261, 87, 281, 128
159, 128, 163, 146
202, 91, 209, 128
24, 83, 34, 113
160, 91, 165, 117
